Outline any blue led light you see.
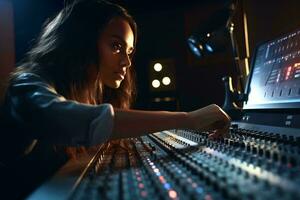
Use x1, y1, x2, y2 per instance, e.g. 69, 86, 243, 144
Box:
163, 183, 171, 190
206, 44, 214, 52
188, 43, 201, 57
196, 187, 204, 194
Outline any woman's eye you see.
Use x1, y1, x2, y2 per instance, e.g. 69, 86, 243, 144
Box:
111, 43, 122, 54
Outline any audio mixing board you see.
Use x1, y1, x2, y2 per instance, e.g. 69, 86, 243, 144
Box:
28, 125, 300, 200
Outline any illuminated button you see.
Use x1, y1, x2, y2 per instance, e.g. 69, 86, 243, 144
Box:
138, 183, 145, 189
168, 190, 177, 199
140, 191, 147, 197
163, 183, 171, 190
204, 194, 213, 200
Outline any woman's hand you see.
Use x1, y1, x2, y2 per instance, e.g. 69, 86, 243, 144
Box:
187, 104, 231, 139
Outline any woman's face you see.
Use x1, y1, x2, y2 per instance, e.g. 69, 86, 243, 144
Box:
97, 17, 134, 89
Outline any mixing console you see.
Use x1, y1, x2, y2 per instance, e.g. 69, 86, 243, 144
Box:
25, 21, 300, 200
64, 125, 300, 200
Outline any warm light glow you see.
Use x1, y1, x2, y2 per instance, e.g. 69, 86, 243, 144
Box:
168, 190, 177, 199
285, 66, 292, 80
159, 176, 166, 183
198, 44, 204, 50
152, 79, 160, 88
154, 63, 163, 72
206, 33, 211, 37
294, 62, 300, 67
162, 77, 171, 85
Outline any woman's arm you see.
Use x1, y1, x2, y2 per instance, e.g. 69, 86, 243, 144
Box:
111, 104, 231, 139
111, 109, 188, 139
6, 73, 230, 146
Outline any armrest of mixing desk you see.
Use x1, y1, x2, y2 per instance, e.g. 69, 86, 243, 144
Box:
26, 148, 100, 200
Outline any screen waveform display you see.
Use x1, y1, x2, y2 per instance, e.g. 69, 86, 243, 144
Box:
245, 29, 300, 109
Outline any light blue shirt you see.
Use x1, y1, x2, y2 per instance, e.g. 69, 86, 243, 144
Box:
5, 72, 115, 147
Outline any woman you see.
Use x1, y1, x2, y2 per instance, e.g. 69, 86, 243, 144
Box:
0, 0, 230, 198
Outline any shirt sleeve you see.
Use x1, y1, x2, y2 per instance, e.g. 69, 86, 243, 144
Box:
6, 73, 115, 146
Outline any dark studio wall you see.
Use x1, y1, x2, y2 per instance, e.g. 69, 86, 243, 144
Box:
12, 0, 63, 62
244, 0, 300, 57
129, 8, 187, 110
129, 1, 237, 111
179, 2, 237, 111
0, 0, 14, 102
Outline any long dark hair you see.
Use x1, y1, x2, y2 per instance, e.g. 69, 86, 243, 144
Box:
12, 0, 137, 108
10, 0, 138, 157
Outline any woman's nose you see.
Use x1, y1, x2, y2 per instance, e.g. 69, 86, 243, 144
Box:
120, 54, 131, 68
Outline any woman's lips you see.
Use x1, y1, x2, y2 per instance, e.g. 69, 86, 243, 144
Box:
114, 72, 125, 80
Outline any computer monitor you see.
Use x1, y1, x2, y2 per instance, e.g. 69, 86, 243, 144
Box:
244, 28, 300, 110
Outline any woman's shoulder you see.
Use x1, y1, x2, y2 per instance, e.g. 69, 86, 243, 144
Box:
9, 69, 54, 88
8, 70, 57, 96
9, 63, 49, 83
11, 72, 45, 83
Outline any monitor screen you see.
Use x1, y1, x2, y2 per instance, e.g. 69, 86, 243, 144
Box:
244, 28, 300, 109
